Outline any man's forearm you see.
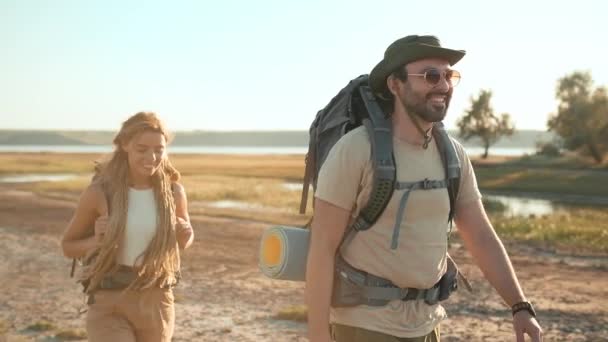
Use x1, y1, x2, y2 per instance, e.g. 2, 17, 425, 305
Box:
465, 226, 526, 306
305, 199, 352, 341
305, 244, 335, 338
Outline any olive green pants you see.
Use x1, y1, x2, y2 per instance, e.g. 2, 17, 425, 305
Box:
331, 323, 440, 342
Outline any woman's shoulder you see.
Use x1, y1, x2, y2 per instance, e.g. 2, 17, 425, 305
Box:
82, 181, 104, 199
79, 181, 109, 215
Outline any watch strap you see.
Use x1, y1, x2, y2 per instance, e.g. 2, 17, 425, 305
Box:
511, 301, 537, 317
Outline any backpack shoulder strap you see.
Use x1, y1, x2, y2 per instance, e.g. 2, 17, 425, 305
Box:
432, 122, 461, 223
339, 86, 396, 251
352, 85, 396, 230
102, 182, 111, 215
299, 130, 316, 215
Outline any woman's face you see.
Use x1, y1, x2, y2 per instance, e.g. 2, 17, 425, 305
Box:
122, 131, 167, 180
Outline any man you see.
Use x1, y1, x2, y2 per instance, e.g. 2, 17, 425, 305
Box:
305, 35, 543, 342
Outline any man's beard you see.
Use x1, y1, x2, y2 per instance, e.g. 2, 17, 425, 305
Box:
399, 90, 451, 123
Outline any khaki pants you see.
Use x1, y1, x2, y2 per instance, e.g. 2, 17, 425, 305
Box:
331, 324, 440, 342
86, 287, 175, 342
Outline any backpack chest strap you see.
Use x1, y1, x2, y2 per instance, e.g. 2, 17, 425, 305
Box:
340, 178, 448, 254
395, 178, 448, 191
391, 179, 448, 249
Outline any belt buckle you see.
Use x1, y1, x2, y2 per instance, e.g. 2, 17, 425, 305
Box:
400, 288, 409, 300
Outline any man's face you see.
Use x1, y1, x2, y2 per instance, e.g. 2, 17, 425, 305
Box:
395, 58, 455, 123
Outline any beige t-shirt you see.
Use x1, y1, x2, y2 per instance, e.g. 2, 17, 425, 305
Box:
315, 126, 481, 338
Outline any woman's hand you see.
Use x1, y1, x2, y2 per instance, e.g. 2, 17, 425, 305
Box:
176, 216, 194, 249
94, 215, 109, 244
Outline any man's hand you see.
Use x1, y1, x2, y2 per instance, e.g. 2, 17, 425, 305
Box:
513, 311, 543, 342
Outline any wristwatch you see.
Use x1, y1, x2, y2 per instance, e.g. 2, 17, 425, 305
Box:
511, 301, 537, 317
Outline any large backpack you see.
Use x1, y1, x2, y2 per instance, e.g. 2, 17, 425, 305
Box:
299, 74, 465, 307
300, 74, 460, 228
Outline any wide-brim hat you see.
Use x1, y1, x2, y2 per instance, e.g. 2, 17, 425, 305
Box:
369, 35, 466, 95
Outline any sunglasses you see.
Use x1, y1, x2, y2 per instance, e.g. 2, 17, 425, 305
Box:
407, 68, 461, 87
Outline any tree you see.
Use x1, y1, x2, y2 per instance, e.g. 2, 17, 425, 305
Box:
548, 71, 608, 163
457, 89, 515, 158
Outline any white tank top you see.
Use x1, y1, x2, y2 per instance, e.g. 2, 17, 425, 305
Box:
117, 188, 158, 266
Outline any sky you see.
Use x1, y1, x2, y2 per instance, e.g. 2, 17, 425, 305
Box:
1, 0, 607, 132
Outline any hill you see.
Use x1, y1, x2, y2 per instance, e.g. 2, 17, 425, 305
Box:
0, 129, 555, 148
0, 131, 86, 145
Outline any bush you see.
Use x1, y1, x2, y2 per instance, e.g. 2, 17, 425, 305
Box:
536, 141, 562, 157
482, 198, 507, 213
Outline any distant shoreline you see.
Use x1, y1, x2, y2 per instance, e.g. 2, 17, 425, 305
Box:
0, 145, 537, 156
0, 129, 554, 149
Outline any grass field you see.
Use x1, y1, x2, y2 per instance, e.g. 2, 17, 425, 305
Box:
483, 198, 608, 254
1, 152, 607, 254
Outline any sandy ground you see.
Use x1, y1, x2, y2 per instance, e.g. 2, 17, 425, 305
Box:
0, 186, 607, 341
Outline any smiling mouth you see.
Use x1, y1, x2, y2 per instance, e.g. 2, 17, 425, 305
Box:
427, 94, 447, 103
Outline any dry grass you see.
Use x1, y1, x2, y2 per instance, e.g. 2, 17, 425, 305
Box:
273, 305, 308, 322
4, 152, 607, 197
191, 208, 309, 227
25, 320, 55, 332
3, 152, 608, 254
13, 176, 91, 194
0, 153, 101, 175
182, 175, 308, 210
0, 152, 305, 179
1, 336, 32, 342
170, 154, 305, 180
54, 328, 87, 340
2, 153, 308, 211
0, 318, 8, 334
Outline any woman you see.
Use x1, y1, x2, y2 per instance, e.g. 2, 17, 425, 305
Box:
61, 112, 194, 342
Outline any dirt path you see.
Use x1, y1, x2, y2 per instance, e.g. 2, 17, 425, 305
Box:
0, 189, 606, 341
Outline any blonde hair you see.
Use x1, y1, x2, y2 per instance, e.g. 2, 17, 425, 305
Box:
84, 112, 181, 292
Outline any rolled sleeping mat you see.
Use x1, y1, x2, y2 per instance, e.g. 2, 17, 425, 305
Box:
258, 226, 310, 281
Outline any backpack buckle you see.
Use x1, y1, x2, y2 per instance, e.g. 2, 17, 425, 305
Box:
422, 178, 431, 189
424, 286, 440, 305
352, 217, 370, 231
